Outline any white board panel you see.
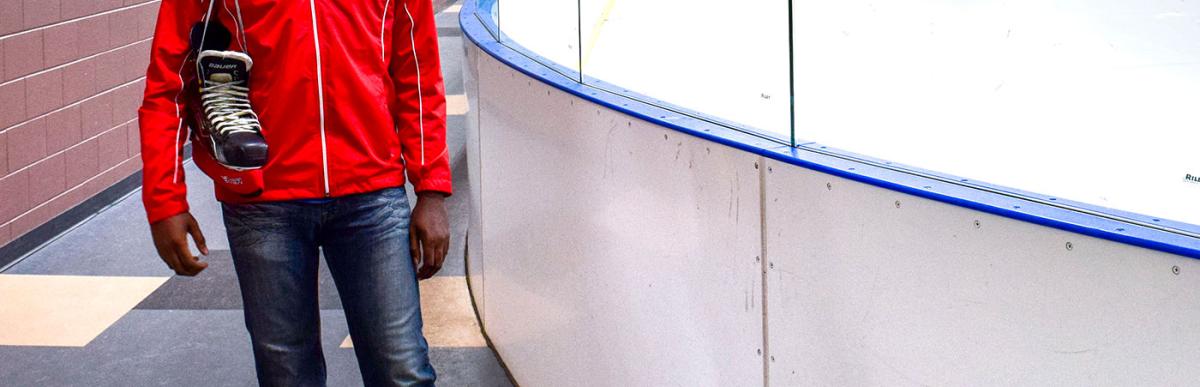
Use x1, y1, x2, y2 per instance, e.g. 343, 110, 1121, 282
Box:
464, 43, 486, 322
764, 159, 1200, 386
473, 47, 765, 386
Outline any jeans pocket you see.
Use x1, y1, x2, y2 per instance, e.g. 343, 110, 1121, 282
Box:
221, 203, 282, 246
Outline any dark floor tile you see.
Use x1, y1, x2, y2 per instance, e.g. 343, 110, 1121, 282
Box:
431, 347, 514, 387
136, 250, 345, 310
0, 309, 509, 387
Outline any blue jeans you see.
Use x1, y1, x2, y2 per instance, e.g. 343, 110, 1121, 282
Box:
222, 187, 436, 386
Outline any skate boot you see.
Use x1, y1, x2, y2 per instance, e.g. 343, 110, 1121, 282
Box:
194, 50, 268, 170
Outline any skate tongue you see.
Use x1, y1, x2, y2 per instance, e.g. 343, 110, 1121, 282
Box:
198, 51, 251, 84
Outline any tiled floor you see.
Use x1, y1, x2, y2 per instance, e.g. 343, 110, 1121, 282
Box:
0, 3, 511, 385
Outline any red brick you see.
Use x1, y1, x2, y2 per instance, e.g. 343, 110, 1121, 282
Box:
28, 152, 66, 204
0, 131, 6, 174
10, 195, 66, 240
2, 30, 44, 81
70, 156, 132, 208
75, 165, 105, 197
102, 0, 124, 13
74, 14, 110, 57
93, 47, 126, 91
0, 79, 25, 129
127, 42, 152, 82
43, 22, 80, 67
0, 223, 12, 247
44, 105, 82, 154
57, 178, 92, 211
0, 0, 22, 36
60, 57, 96, 103
126, 119, 139, 156
0, 169, 29, 224
59, 0, 93, 20
61, 0, 120, 21
106, 154, 139, 186
136, 2, 159, 40
80, 92, 113, 137
5, 118, 45, 171
25, 68, 63, 118
119, 154, 140, 177
111, 83, 141, 123
97, 125, 126, 169
64, 136, 98, 188
108, 9, 139, 47
22, 0, 60, 29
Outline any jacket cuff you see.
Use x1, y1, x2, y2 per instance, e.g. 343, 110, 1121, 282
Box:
145, 200, 190, 225
414, 178, 453, 196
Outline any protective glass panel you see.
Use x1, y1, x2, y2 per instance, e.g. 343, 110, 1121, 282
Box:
792, 1, 1200, 227
497, 0, 581, 76
579, 0, 792, 140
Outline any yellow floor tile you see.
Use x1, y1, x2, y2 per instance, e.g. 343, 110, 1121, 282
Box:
0, 274, 168, 347
447, 94, 470, 115
342, 276, 486, 349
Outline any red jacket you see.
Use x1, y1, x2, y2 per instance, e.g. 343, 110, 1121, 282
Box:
139, 0, 452, 224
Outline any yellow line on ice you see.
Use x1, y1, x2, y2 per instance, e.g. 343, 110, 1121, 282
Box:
581, 0, 617, 69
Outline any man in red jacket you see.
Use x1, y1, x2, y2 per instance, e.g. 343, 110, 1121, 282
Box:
139, 1, 451, 385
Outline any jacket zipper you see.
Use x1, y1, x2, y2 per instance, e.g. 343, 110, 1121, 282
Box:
308, 0, 332, 196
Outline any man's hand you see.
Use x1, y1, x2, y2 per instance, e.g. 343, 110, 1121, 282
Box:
410, 192, 450, 280
150, 212, 209, 276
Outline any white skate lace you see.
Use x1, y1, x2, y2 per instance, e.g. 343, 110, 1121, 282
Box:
200, 80, 261, 136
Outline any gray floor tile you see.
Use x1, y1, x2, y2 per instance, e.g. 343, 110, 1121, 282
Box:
441, 37, 466, 95
8, 163, 228, 277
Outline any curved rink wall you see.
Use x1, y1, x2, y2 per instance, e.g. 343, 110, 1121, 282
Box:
458, 2, 1200, 385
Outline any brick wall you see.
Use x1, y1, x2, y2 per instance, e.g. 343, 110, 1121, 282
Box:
0, 1, 159, 248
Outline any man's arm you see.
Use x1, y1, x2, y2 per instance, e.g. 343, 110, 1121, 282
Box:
141, 0, 208, 276
391, 0, 452, 279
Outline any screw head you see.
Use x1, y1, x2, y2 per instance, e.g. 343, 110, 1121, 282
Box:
755, 256, 761, 262
769, 262, 775, 269
895, 200, 902, 208
974, 220, 981, 229
754, 162, 759, 169
768, 166, 773, 173
1173, 266, 1181, 275
757, 349, 762, 356
826, 182, 832, 190
1065, 242, 1073, 251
